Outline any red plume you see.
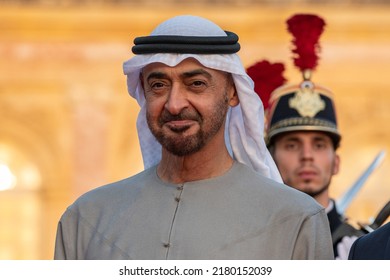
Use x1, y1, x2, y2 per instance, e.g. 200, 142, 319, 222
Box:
246, 60, 287, 110
286, 14, 326, 73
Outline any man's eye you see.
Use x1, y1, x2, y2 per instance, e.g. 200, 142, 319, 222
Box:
192, 80, 205, 86
185, 78, 207, 89
151, 82, 164, 89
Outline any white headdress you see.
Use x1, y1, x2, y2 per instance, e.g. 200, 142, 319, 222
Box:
123, 15, 282, 182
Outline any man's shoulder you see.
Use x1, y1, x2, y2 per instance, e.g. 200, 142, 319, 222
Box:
234, 162, 323, 215
67, 166, 157, 212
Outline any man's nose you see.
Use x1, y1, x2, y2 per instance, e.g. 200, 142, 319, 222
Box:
164, 84, 189, 115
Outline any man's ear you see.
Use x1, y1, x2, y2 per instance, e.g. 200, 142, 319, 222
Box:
229, 88, 239, 107
227, 75, 239, 107
139, 72, 145, 90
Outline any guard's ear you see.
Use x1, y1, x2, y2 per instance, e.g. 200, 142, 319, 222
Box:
332, 154, 340, 175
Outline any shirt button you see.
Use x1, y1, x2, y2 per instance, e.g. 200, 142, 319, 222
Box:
177, 186, 183, 190
163, 243, 170, 248
175, 197, 180, 202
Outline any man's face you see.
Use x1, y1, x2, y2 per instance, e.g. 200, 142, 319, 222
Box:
272, 131, 340, 198
141, 58, 238, 156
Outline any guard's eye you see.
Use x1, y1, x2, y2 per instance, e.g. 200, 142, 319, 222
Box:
313, 141, 327, 150
284, 142, 299, 151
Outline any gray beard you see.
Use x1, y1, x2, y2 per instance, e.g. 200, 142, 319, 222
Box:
147, 93, 229, 157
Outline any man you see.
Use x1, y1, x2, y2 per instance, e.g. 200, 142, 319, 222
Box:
54, 15, 333, 260
247, 14, 364, 259
348, 221, 390, 260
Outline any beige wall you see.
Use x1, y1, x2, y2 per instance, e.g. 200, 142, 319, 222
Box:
1, 3, 389, 259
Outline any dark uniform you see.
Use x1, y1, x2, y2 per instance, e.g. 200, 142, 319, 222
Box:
326, 200, 365, 258
348, 221, 390, 260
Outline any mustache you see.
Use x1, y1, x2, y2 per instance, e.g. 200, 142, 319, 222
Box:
159, 109, 201, 123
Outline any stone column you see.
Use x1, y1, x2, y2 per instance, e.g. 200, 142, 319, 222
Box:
69, 84, 111, 198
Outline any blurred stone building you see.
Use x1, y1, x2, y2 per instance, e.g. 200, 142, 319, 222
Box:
0, 0, 390, 259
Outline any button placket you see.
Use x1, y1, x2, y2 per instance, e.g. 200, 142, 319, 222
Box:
174, 184, 184, 203
163, 184, 184, 258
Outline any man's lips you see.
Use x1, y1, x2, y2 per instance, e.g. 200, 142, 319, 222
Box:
164, 120, 196, 132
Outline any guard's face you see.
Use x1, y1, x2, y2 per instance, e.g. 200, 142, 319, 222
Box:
141, 58, 238, 156
272, 131, 340, 198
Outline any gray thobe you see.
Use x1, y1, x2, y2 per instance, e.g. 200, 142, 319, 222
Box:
54, 161, 333, 259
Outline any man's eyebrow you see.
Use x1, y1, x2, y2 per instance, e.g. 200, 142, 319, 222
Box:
146, 71, 167, 81
181, 69, 212, 79
145, 68, 213, 82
